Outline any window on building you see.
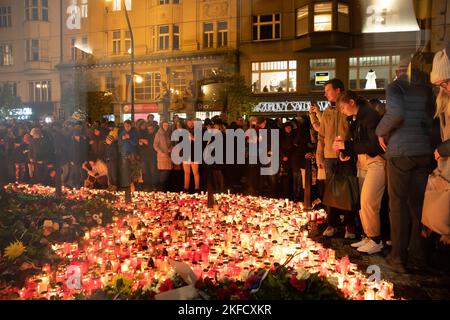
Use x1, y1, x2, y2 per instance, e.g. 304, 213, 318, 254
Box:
25, 0, 39, 20
349, 55, 400, 90
81, 0, 88, 18
338, 2, 349, 32
41, 0, 48, 21
0, 6, 12, 28
159, 25, 170, 50
251, 60, 297, 93
203, 22, 214, 48
173, 24, 180, 50
309, 58, 336, 90
81, 37, 88, 58
25, 0, 48, 21
113, 0, 131, 11
296, 6, 308, 37
202, 67, 220, 79
135, 73, 161, 101
217, 21, 228, 47
125, 31, 131, 54
105, 73, 115, 92
112, 31, 121, 55
2, 82, 17, 96
170, 70, 187, 96
314, 2, 332, 32
0, 44, 13, 66
26, 39, 40, 61
29, 80, 51, 102
253, 14, 281, 41
71, 38, 77, 61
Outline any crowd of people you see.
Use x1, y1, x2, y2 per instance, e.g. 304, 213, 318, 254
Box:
0, 49, 449, 274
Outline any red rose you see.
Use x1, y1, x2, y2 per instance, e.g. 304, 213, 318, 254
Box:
290, 277, 307, 292
159, 279, 174, 293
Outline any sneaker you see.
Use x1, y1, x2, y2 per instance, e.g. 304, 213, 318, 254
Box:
357, 239, 384, 254
344, 226, 356, 239
351, 237, 370, 248
322, 226, 336, 237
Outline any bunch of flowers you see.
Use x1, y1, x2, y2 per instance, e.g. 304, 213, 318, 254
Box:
195, 263, 345, 300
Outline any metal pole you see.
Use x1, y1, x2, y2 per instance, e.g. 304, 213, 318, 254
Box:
122, 0, 135, 122
122, 0, 134, 201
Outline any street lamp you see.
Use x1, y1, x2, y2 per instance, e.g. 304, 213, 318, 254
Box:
105, 0, 135, 122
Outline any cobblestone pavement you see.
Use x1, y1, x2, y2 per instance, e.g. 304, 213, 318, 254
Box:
307, 221, 450, 300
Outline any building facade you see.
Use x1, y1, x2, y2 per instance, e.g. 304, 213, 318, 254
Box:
0, 0, 62, 120
58, 0, 239, 122
0, 0, 449, 121
240, 0, 450, 117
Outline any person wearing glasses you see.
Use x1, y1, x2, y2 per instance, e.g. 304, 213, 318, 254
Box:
428, 48, 450, 245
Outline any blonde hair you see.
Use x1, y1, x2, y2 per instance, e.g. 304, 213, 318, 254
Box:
435, 89, 450, 118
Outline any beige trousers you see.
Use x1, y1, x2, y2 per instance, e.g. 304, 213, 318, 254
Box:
358, 159, 386, 237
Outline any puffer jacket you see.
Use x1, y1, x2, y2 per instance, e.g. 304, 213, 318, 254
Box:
376, 75, 435, 159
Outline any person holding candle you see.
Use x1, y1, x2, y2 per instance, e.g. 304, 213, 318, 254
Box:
316, 79, 355, 239
334, 91, 386, 254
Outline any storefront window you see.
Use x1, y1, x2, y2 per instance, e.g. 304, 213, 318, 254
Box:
195, 111, 221, 120
310, 58, 336, 90
251, 60, 297, 93
349, 55, 400, 90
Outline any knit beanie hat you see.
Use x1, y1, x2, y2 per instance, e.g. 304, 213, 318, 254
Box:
431, 49, 450, 84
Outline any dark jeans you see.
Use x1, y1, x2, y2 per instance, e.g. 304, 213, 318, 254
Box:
247, 164, 260, 196
106, 160, 118, 187
158, 170, 171, 191
141, 156, 158, 189
324, 158, 356, 228
292, 168, 302, 201
387, 155, 433, 264
120, 155, 131, 188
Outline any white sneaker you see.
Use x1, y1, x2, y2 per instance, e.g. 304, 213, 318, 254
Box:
357, 239, 383, 254
351, 237, 370, 248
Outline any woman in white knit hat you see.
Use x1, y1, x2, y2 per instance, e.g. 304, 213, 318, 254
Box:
424, 48, 450, 244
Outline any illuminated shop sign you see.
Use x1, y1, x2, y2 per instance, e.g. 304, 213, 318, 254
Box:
362, 0, 420, 33
253, 101, 330, 113
315, 72, 330, 86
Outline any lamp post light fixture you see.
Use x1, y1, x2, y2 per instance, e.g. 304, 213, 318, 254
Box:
105, 0, 135, 122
